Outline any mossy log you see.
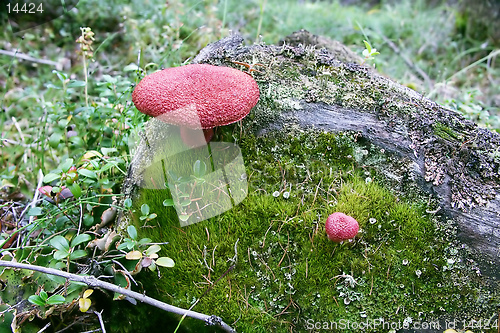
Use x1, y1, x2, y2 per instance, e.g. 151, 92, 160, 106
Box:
115, 32, 500, 330
121, 31, 500, 277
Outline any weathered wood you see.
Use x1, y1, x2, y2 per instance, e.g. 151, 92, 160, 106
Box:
191, 31, 500, 274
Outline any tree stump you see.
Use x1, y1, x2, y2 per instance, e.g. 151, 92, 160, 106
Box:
120, 31, 500, 278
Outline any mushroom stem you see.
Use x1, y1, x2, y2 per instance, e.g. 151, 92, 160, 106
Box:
179, 127, 215, 147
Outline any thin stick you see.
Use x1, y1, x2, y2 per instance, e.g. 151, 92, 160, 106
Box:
378, 33, 432, 88
0, 260, 235, 333
305, 258, 308, 279
37, 322, 51, 332
94, 310, 106, 333
247, 248, 254, 271
0, 49, 61, 68
310, 178, 322, 207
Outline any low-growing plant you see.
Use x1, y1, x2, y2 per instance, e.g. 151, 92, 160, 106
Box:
118, 225, 175, 274
28, 289, 66, 308
361, 40, 380, 65
0, 24, 177, 332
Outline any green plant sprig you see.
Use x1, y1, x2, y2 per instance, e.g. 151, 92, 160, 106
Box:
361, 40, 380, 65
118, 225, 175, 274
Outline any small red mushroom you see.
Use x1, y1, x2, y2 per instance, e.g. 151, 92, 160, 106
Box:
325, 212, 359, 243
132, 64, 260, 146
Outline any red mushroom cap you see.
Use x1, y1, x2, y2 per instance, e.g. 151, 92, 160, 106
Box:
132, 64, 260, 129
325, 212, 359, 243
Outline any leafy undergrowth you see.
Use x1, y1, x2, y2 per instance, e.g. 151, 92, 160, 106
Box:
130, 130, 497, 332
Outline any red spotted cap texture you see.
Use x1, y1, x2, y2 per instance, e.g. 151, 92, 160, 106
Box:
325, 212, 359, 242
132, 64, 260, 129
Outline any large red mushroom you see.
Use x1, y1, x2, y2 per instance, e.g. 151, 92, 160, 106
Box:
132, 64, 260, 146
325, 212, 359, 243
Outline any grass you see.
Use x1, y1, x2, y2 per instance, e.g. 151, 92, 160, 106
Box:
0, 0, 499, 331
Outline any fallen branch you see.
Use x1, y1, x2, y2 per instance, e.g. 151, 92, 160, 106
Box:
0, 49, 61, 69
0, 260, 235, 333
378, 32, 432, 88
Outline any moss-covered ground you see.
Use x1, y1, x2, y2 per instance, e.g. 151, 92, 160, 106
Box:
124, 128, 498, 333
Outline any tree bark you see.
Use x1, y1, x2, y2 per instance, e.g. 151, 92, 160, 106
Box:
192, 31, 500, 275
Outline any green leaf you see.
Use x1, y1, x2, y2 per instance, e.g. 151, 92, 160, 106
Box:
43, 173, 61, 183
48, 132, 63, 148
156, 257, 175, 268
28, 207, 44, 216
99, 178, 110, 186
363, 40, 372, 53
69, 136, 84, 147
46, 83, 62, 90
83, 214, 95, 227
70, 234, 91, 248
99, 89, 115, 97
167, 170, 178, 181
146, 245, 161, 256
123, 198, 132, 209
69, 182, 82, 198
54, 250, 69, 260
140, 204, 149, 216
147, 261, 157, 271
138, 238, 152, 245
179, 214, 190, 222
180, 198, 191, 207
50, 261, 67, 271
127, 226, 137, 240
69, 250, 87, 260
67, 80, 87, 88
46, 294, 66, 305
39, 290, 48, 302
28, 295, 46, 307
117, 241, 130, 251
193, 160, 207, 178
163, 199, 174, 207
67, 281, 87, 294
78, 169, 97, 179
53, 69, 68, 82
147, 213, 157, 220
101, 147, 117, 156
55, 215, 69, 227
123, 63, 140, 71
102, 74, 117, 84
59, 159, 74, 173
99, 161, 116, 172
74, 106, 95, 114
50, 236, 70, 253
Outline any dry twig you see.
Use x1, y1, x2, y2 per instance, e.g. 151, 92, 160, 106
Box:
0, 260, 235, 333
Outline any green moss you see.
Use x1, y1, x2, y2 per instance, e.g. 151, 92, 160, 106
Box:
125, 130, 494, 332
432, 122, 463, 141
